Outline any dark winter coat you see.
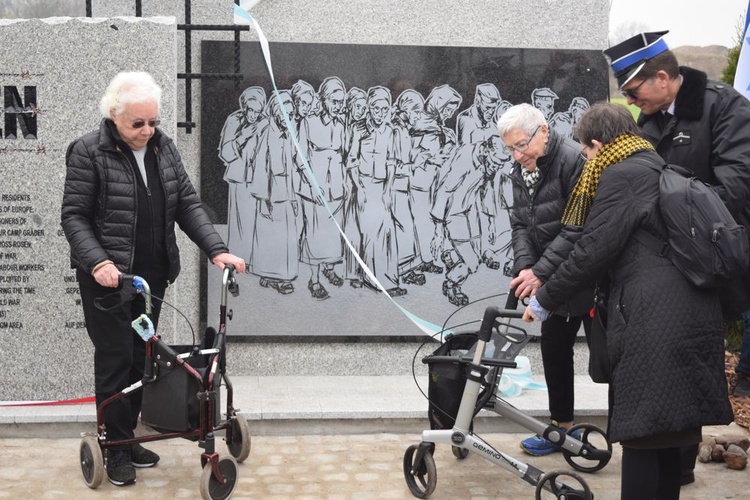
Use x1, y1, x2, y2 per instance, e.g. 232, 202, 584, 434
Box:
509, 129, 592, 317
61, 119, 228, 283
639, 66, 750, 312
535, 149, 734, 443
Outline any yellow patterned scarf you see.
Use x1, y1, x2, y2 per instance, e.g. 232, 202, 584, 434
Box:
561, 133, 655, 226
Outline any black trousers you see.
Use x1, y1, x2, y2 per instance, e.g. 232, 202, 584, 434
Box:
621, 446, 681, 500
540, 314, 592, 423
78, 268, 165, 448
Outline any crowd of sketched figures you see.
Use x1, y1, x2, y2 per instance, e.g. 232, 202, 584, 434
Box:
217, 78, 589, 305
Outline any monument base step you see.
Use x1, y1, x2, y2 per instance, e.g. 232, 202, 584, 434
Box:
0, 375, 609, 438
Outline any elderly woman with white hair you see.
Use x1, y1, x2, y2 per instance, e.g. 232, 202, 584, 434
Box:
497, 102, 592, 456
61, 71, 245, 487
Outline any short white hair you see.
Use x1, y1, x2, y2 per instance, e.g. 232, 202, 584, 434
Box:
496, 103, 546, 138
99, 71, 162, 119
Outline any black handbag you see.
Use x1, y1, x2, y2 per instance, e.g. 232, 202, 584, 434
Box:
588, 289, 610, 384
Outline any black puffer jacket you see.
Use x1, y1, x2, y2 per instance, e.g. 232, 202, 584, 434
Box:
509, 129, 591, 317
536, 149, 734, 443
61, 119, 228, 283
639, 66, 750, 310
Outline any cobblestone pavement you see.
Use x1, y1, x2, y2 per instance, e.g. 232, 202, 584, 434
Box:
2, 425, 748, 499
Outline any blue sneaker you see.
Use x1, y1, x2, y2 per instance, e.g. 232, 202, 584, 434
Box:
520, 425, 581, 456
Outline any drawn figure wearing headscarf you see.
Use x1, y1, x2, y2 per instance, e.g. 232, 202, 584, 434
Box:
247, 90, 300, 294
410, 84, 462, 275
430, 136, 504, 306
391, 89, 428, 286
291, 79, 319, 131
218, 86, 268, 261
342, 87, 368, 288
549, 96, 590, 138
456, 83, 501, 147
295, 76, 347, 300
348, 86, 404, 296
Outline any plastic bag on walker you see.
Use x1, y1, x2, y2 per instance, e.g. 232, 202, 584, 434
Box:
496, 356, 547, 398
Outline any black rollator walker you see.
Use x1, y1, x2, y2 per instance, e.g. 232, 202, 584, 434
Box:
403, 301, 612, 499
79, 264, 250, 500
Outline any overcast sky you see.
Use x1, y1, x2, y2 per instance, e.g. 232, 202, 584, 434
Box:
609, 0, 749, 48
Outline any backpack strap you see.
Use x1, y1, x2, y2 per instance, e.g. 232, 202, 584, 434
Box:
633, 228, 670, 257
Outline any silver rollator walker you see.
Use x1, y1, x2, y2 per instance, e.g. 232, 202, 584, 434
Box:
403, 299, 612, 499
79, 265, 250, 500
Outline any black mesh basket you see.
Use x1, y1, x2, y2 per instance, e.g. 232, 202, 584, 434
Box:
424, 332, 496, 430
141, 328, 221, 435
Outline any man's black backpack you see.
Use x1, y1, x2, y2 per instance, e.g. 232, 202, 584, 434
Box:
634, 164, 749, 288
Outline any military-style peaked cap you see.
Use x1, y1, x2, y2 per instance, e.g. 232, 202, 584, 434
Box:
603, 31, 669, 88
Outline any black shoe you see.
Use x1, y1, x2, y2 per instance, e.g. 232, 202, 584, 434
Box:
132, 443, 159, 468
322, 267, 344, 286
402, 270, 426, 286
680, 471, 695, 486
419, 261, 443, 274
442, 280, 468, 306
107, 449, 136, 486
734, 374, 750, 397
308, 279, 329, 300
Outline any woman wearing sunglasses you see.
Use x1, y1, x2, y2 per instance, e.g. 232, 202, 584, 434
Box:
61, 71, 246, 487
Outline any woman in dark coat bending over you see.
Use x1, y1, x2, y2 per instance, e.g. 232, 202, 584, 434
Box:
523, 102, 733, 500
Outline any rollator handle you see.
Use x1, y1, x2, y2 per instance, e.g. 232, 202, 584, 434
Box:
478, 307, 524, 342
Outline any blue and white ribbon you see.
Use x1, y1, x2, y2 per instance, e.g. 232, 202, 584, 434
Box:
234, 6, 447, 337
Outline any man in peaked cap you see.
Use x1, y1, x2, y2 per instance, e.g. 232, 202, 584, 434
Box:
604, 30, 750, 488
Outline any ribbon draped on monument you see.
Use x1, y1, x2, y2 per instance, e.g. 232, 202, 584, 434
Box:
233, 5, 451, 338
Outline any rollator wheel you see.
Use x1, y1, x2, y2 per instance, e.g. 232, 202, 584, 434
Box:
562, 423, 612, 473
451, 445, 469, 459
79, 435, 104, 489
534, 469, 592, 500
403, 444, 437, 498
200, 455, 238, 500
226, 415, 251, 463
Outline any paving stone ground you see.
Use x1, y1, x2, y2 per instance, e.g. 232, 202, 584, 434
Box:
2, 424, 748, 499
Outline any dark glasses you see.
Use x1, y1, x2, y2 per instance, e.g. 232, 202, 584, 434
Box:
132, 119, 160, 129
621, 78, 648, 99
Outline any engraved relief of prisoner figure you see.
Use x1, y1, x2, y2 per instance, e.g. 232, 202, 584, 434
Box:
549, 96, 590, 138
391, 89, 428, 287
456, 83, 501, 147
455, 83, 503, 273
247, 90, 300, 295
480, 99, 516, 274
291, 79, 319, 132
342, 87, 368, 288
295, 76, 347, 300
531, 87, 559, 121
217, 86, 268, 261
409, 84, 462, 276
430, 136, 504, 306
347, 86, 405, 296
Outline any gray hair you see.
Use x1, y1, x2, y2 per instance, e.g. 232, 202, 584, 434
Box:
496, 103, 546, 138
99, 71, 162, 119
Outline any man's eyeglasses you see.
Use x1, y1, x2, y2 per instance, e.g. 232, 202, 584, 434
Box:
131, 119, 160, 129
503, 125, 541, 155
621, 78, 648, 99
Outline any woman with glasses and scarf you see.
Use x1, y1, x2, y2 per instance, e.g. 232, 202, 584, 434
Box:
524, 102, 733, 500
61, 71, 246, 488
498, 103, 593, 456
